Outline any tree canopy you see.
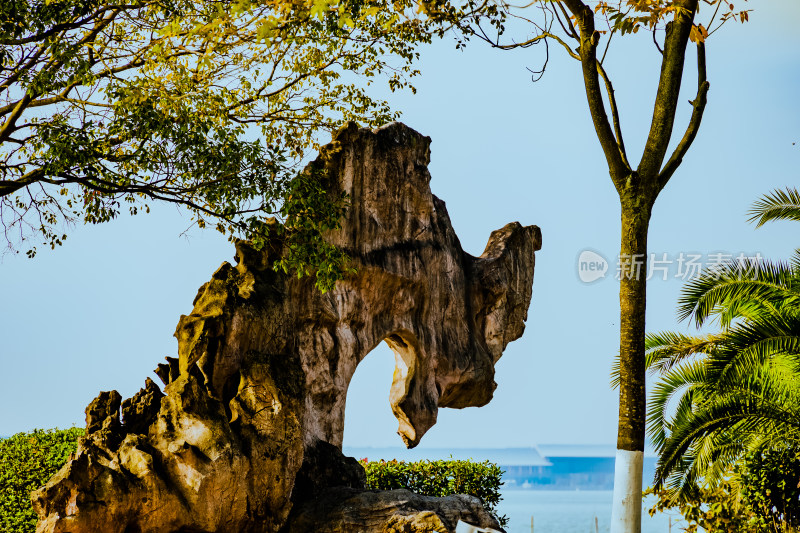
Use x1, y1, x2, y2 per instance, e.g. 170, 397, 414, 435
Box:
0, 0, 437, 288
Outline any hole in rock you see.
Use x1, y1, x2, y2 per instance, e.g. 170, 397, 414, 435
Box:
342, 341, 400, 451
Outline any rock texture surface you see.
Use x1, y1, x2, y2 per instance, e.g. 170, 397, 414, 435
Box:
284, 488, 501, 533
33, 122, 541, 533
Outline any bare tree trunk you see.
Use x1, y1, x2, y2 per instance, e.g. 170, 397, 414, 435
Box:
610, 192, 652, 533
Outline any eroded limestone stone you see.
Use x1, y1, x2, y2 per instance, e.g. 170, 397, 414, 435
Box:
33, 122, 541, 533
284, 488, 502, 533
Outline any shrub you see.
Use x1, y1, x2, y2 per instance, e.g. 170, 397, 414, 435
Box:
647, 445, 800, 533
737, 445, 800, 532
363, 458, 507, 527
0, 428, 83, 533
647, 481, 755, 533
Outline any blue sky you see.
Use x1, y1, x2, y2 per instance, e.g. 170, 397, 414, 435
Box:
1, 2, 797, 450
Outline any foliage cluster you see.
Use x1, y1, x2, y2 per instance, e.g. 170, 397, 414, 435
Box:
648, 480, 753, 533
648, 445, 800, 533
737, 445, 800, 532
634, 187, 800, 530
362, 457, 508, 527
0, 0, 448, 290
269, 164, 352, 291
0, 428, 83, 533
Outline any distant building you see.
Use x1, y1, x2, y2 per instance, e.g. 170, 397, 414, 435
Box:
344, 446, 550, 466
344, 445, 657, 491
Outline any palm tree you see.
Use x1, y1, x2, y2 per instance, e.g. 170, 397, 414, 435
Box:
638, 187, 800, 497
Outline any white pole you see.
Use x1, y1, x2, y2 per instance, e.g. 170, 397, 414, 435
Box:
610, 449, 644, 533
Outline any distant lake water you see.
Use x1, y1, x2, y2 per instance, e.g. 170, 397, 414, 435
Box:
496, 490, 686, 533
345, 446, 688, 532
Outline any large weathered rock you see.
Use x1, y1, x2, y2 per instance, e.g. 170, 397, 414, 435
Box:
33, 122, 541, 533
284, 488, 502, 533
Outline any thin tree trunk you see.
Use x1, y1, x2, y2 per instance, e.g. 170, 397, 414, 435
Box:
555, 5, 700, 532
610, 192, 653, 533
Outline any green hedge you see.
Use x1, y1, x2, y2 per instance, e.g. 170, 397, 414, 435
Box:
0, 428, 83, 533
1, 431, 507, 531
363, 458, 507, 527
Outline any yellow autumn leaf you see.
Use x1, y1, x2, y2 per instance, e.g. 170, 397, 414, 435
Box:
310, 0, 332, 19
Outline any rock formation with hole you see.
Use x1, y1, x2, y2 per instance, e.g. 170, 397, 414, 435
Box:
32, 122, 541, 533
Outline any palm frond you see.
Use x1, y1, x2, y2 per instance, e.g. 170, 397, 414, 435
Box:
645, 187, 800, 496
646, 360, 706, 450
747, 187, 800, 227
704, 315, 800, 386
645, 331, 723, 374
677, 258, 799, 328
610, 353, 621, 390
654, 373, 800, 493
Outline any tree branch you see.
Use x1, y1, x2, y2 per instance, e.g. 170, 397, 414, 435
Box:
0, 10, 120, 140
0, 93, 34, 144
490, 31, 579, 60
0, 168, 47, 198
561, 0, 629, 185
637, 0, 699, 179
0, 38, 50, 94
0, 5, 123, 46
658, 41, 709, 190
554, 1, 579, 40
596, 60, 631, 171
652, 27, 664, 55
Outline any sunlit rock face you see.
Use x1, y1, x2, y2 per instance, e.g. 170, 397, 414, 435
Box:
33, 122, 541, 533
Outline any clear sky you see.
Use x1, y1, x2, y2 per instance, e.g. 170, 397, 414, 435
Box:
1, 2, 797, 451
